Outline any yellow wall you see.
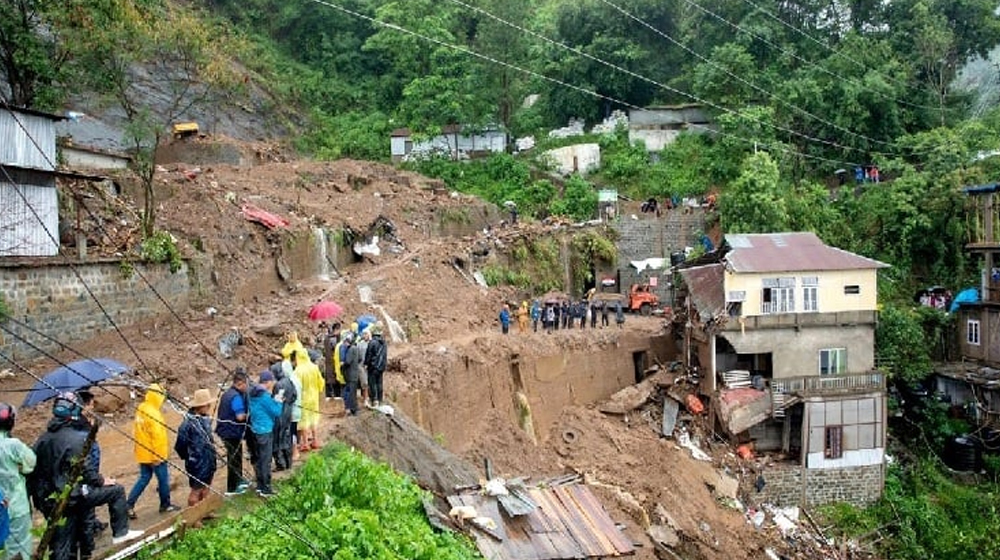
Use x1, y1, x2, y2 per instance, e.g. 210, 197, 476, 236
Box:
725, 269, 879, 317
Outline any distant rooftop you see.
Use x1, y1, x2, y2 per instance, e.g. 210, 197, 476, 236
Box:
725, 232, 889, 273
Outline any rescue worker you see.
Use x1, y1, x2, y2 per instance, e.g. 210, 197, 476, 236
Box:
126, 384, 179, 518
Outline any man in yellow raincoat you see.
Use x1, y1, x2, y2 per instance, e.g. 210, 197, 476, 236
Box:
281, 331, 305, 361
126, 384, 179, 517
292, 349, 324, 452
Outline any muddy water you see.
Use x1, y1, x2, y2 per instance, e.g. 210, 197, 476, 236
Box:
395, 332, 673, 450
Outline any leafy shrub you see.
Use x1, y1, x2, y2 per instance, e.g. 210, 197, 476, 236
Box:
0, 293, 8, 320
158, 446, 480, 560
481, 264, 532, 289
140, 231, 184, 273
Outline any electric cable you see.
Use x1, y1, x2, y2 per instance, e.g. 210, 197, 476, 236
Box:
593, 0, 911, 153
0, 349, 329, 558
309, 0, 867, 168
737, 0, 950, 111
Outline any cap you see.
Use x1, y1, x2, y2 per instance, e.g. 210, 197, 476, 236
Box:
259, 371, 275, 383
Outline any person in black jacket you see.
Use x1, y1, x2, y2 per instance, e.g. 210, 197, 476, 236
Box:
175, 389, 217, 507
30, 393, 142, 560
270, 363, 297, 470
364, 323, 388, 407
215, 370, 250, 495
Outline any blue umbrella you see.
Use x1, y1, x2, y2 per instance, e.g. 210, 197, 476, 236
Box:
23, 358, 131, 407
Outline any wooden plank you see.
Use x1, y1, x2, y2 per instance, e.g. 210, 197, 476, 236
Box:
103, 493, 223, 560
566, 485, 634, 555
529, 489, 580, 559
552, 486, 607, 557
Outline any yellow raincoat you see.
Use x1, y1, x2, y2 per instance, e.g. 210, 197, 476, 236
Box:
333, 339, 345, 384
134, 384, 169, 463
295, 349, 324, 429
281, 332, 306, 361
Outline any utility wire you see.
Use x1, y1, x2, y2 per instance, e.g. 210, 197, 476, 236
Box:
314, 0, 865, 167
593, 0, 909, 153
737, 0, 948, 110
686, 0, 949, 114
0, 350, 329, 558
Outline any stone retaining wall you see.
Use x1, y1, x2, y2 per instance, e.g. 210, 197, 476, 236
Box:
0, 260, 190, 360
747, 462, 884, 508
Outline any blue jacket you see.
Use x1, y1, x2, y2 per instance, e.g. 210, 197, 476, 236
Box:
499, 308, 511, 326
215, 386, 247, 441
174, 413, 217, 485
248, 385, 283, 435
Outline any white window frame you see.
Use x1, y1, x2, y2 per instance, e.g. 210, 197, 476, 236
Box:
762, 286, 795, 314
803, 286, 818, 312
819, 348, 847, 375
968, 319, 981, 346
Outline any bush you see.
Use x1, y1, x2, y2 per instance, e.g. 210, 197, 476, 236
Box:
158, 446, 480, 560
140, 231, 184, 273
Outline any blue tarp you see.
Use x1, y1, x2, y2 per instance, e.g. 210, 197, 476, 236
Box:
950, 287, 979, 313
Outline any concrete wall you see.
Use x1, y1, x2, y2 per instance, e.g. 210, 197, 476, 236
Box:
542, 144, 601, 176
717, 324, 876, 378
611, 209, 706, 305
60, 147, 129, 170
0, 260, 190, 360
395, 333, 673, 447
725, 269, 880, 317
749, 462, 884, 508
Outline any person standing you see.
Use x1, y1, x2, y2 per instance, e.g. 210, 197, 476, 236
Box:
590, 299, 598, 328
341, 332, 361, 416
248, 372, 283, 498
499, 304, 511, 334
364, 323, 388, 407
601, 300, 610, 328
174, 389, 217, 507
553, 302, 561, 331
270, 363, 297, 471
30, 393, 143, 559
126, 384, 178, 518
215, 370, 250, 496
530, 301, 541, 332
615, 300, 626, 329
283, 358, 303, 462
517, 302, 529, 334
293, 349, 324, 452
0, 402, 35, 560
545, 305, 556, 334
579, 300, 587, 329
356, 329, 371, 408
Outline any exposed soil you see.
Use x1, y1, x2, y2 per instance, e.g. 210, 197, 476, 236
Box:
1, 139, 791, 559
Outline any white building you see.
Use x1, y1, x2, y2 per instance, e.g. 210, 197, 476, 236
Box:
390, 125, 507, 162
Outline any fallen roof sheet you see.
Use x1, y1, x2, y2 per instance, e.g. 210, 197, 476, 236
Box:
448, 485, 635, 560
936, 363, 1000, 389
679, 263, 726, 319
716, 388, 771, 435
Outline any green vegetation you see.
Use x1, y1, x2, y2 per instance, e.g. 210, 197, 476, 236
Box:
140, 231, 184, 273
0, 294, 9, 320
156, 445, 480, 560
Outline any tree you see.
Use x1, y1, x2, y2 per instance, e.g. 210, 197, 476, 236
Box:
719, 151, 789, 233
80, 1, 237, 236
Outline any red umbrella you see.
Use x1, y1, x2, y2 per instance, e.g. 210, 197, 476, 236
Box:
308, 301, 343, 322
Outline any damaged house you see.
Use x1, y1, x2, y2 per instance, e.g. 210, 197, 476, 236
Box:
679, 232, 889, 507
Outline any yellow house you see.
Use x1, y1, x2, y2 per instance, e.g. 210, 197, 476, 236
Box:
678, 232, 890, 508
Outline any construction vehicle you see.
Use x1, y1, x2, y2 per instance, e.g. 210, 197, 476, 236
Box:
588, 283, 660, 315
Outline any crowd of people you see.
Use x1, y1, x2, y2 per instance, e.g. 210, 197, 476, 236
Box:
499, 298, 626, 334
0, 318, 390, 559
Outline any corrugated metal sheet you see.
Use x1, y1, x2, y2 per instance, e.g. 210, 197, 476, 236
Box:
724, 232, 889, 273
680, 263, 726, 319
0, 179, 59, 257
448, 485, 635, 560
0, 110, 57, 171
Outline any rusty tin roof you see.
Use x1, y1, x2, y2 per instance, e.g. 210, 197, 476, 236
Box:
448, 484, 635, 560
679, 263, 726, 319
725, 232, 889, 273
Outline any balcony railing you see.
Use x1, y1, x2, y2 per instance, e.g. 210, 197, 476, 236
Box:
770, 371, 886, 397
761, 301, 794, 314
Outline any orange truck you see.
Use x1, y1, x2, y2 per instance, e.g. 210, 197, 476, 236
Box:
589, 284, 660, 315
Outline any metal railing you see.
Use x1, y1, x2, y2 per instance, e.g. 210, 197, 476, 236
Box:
761, 301, 795, 314
770, 371, 886, 397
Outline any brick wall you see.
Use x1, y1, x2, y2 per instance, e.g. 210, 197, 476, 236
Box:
0, 260, 190, 360
610, 208, 707, 306
744, 462, 884, 508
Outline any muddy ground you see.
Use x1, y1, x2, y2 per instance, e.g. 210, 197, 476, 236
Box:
1, 138, 798, 559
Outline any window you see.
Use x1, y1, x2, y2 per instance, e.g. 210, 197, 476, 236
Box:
824, 426, 843, 459
968, 320, 981, 345
762, 287, 795, 314
803, 286, 818, 312
819, 348, 847, 375
844, 285, 860, 295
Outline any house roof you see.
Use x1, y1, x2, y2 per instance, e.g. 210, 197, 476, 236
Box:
447, 484, 634, 560
963, 182, 1000, 195
3, 106, 66, 121
391, 124, 504, 137
679, 263, 726, 319
936, 363, 1000, 389
724, 232, 889, 273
